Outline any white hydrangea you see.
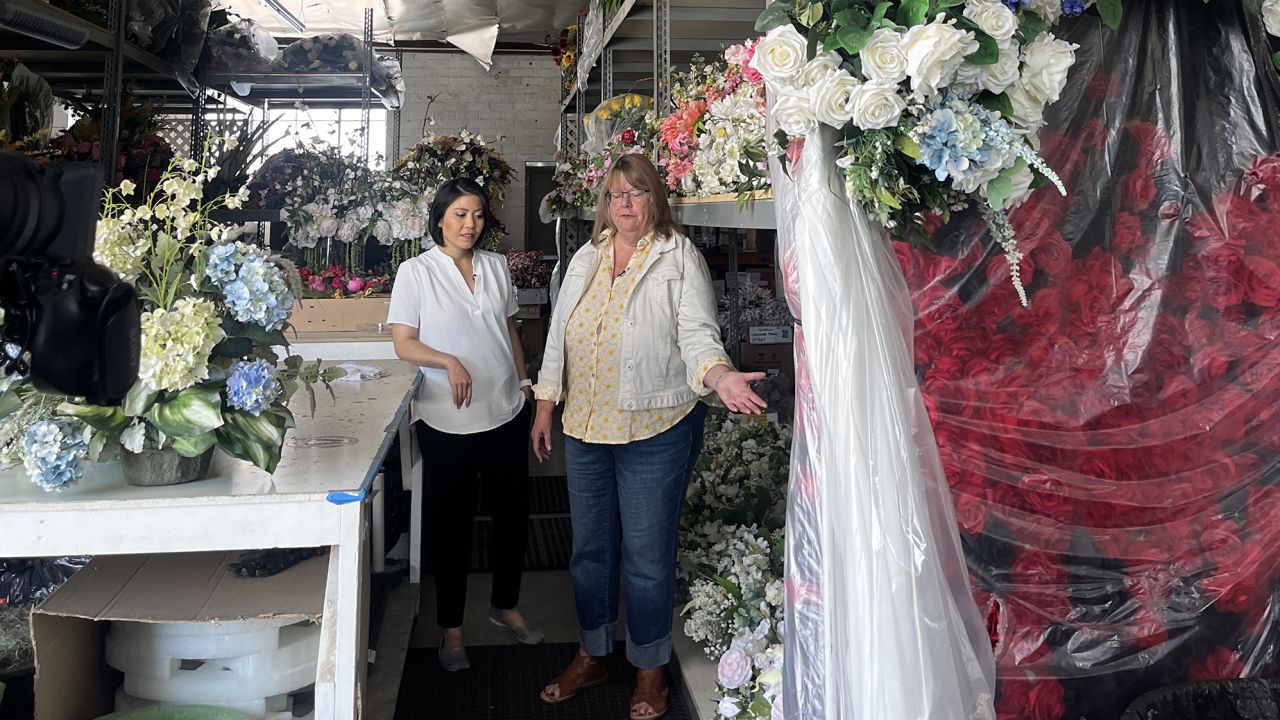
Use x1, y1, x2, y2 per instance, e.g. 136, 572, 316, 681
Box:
137, 298, 224, 393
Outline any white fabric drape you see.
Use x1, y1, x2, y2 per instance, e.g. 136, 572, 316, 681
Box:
773, 123, 998, 719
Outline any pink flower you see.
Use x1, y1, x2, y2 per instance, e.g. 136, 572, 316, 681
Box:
346, 277, 367, 294
307, 276, 327, 292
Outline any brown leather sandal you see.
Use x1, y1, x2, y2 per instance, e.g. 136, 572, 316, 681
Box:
629, 667, 669, 720
539, 652, 609, 704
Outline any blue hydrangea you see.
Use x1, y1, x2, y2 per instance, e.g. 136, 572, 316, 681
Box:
203, 242, 296, 331
22, 418, 90, 492
226, 359, 281, 416
1061, 0, 1086, 15
914, 103, 992, 185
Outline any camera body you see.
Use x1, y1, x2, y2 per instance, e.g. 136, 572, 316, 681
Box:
0, 151, 141, 406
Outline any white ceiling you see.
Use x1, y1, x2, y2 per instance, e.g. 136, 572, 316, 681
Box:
222, 0, 581, 62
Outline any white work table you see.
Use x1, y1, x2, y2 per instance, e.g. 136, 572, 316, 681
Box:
0, 360, 420, 720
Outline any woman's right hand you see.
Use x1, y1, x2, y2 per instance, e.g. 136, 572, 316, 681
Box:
531, 401, 555, 462
445, 357, 472, 408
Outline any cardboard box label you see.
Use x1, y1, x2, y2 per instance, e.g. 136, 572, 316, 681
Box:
748, 326, 794, 344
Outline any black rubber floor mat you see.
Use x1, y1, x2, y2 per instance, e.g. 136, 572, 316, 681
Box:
393, 642, 696, 720
476, 475, 570, 516
469, 516, 574, 571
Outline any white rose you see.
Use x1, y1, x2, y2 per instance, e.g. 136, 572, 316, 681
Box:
718, 697, 742, 718
980, 40, 1022, 95
900, 19, 980, 98
1006, 81, 1046, 131
1026, 0, 1063, 24
810, 70, 861, 128
772, 88, 818, 137
317, 215, 339, 237
1020, 33, 1078, 105
1263, 0, 1280, 37
797, 51, 842, 89
860, 28, 908, 84
751, 24, 808, 86
847, 80, 906, 130
963, 0, 1018, 42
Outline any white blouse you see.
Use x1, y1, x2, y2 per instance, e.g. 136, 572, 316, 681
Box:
387, 245, 523, 434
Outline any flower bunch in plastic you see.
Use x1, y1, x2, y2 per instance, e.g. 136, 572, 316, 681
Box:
655, 42, 770, 199
541, 152, 594, 219
0, 140, 344, 490
752, 1, 1083, 302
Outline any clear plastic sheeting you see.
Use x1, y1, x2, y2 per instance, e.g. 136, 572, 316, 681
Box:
771, 122, 997, 719
894, 2, 1280, 718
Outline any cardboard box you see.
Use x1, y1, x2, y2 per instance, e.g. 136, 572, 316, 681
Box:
290, 297, 390, 332
33, 552, 327, 720
740, 341, 794, 375
748, 326, 794, 345
516, 287, 550, 306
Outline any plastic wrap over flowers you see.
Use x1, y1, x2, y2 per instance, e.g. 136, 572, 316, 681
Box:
897, 3, 1280, 718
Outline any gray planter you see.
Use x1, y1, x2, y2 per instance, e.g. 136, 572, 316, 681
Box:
121, 447, 215, 487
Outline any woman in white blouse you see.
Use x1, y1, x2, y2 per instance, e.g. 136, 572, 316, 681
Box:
388, 178, 542, 672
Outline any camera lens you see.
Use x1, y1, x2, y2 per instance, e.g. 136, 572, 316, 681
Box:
0, 150, 63, 259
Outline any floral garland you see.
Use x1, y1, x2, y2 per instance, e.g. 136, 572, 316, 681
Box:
656, 42, 771, 199
395, 130, 514, 249
679, 417, 792, 719
298, 265, 391, 298
0, 143, 341, 490
752, 1, 1081, 305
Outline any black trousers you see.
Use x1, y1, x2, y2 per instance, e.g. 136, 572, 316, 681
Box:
416, 401, 532, 629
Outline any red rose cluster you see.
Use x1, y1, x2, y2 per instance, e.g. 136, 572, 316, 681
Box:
897, 115, 1280, 718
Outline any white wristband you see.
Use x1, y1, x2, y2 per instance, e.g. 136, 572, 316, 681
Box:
520, 379, 533, 389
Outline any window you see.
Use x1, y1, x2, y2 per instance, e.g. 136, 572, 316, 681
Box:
265, 106, 388, 169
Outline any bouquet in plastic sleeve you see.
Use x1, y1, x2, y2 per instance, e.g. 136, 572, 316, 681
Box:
656, 42, 770, 199
752, 0, 1082, 304
540, 152, 594, 220
582, 93, 654, 155
0, 140, 344, 492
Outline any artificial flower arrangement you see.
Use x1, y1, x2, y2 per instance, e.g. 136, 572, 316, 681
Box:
678, 417, 792, 720
540, 151, 594, 220
552, 24, 579, 92
751, 0, 1084, 305
395, 130, 514, 249
298, 265, 392, 298
0, 143, 343, 491
656, 42, 771, 200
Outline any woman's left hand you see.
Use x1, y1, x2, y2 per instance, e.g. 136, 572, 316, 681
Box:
711, 369, 768, 415
522, 386, 535, 403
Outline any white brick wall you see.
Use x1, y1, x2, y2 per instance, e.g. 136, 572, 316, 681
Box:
390, 53, 562, 251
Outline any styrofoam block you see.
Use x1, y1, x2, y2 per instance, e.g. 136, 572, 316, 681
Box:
114, 688, 314, 720
116, 624, 320, 704
108, 619, 296, 670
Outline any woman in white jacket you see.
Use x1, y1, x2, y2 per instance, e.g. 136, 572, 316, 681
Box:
532, 154, 765, 720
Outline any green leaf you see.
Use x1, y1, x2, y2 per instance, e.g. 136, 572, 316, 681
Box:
750, 696, 774, 717
170, 432, 217, 457
1273, 51, 1280, 71
147, 387, 224, 437
1095, 0, 1122, 29
221, 318, 288, 349
320, 366, 348, 382
895, 134, 923, 160
88, 431, 109, 461
831, 0, 853, 12
935, 0, 965, 7
975, 91, 1015, 118
806, 28, 820, 59
835, 23, 877, 54
217, 408, 289, 473
871, 1, 892, 24
985, 159, 1027, 211
711, 574, 744, 600
213, 336, 254, 359
966, 29, 999, 65
797, 2, 823, 27
755, 2, 793, 32
122, 384, 159, 417
1017, 10, 1047, 44
58, 403, 129, 432
896, 0, 928, 27
0, 391, 21, 420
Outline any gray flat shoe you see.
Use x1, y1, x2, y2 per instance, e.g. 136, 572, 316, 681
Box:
438, 637, 470, 672
489, 608, 545, 645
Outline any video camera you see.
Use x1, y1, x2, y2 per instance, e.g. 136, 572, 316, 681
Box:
0, 150, 140, 406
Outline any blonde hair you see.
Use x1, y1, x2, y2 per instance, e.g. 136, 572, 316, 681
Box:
591, 154, 682, 244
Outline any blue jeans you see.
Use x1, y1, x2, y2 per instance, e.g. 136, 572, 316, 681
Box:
564, 403, 707, 669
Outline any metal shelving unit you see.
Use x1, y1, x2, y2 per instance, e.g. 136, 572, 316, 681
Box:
671, 198, 776, 230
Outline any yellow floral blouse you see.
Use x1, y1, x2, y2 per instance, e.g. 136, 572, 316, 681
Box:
561, 235, 698, 444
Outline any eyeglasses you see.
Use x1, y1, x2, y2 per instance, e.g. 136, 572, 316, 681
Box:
607, 189, 649, 203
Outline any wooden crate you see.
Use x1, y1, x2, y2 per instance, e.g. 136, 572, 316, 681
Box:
290, 297, 391, 332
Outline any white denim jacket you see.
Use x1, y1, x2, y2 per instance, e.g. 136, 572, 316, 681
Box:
534, 231, 730, 410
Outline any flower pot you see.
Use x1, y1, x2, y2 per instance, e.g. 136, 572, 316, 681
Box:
121, 447, 215, 487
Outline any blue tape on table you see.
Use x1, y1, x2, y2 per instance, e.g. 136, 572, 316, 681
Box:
326, 489, 367, 504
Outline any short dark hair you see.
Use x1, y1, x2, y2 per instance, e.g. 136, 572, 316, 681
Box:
428, 178, 492, 246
